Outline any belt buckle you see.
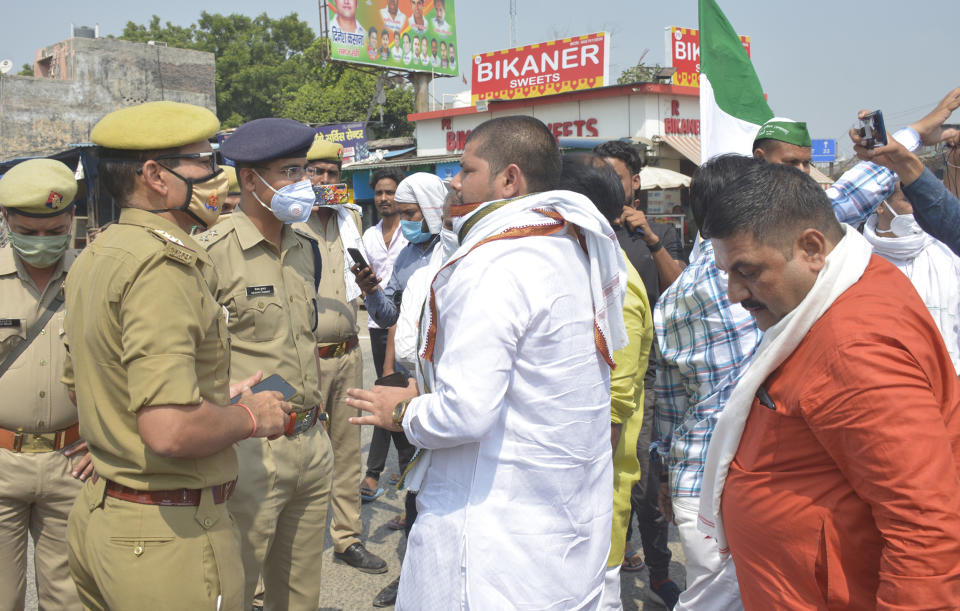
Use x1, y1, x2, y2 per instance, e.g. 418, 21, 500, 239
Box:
12, 432, 23, 453
332, 341, 346, 358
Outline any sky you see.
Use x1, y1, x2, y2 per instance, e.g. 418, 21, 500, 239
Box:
3, 0, 958, 158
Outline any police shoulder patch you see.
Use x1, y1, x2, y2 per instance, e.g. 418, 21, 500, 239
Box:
162, 241, 197, 266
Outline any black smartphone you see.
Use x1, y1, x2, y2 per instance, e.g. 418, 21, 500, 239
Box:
374, 372, 408, 387
346, 247, 368, 269
230, 373, 296, 404
857, 110, 888, 149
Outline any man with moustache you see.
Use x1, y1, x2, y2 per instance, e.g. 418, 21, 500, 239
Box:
359, 168, 412, 505
381, 0, 407, 32
699, 159, 960, 609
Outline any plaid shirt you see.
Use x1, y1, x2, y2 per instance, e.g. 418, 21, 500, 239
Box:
654, 131, 918, 497
653, 238, 761, 497
827, 127, 919, 226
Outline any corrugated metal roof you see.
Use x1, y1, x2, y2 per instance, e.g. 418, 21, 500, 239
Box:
660, 134, 701, 164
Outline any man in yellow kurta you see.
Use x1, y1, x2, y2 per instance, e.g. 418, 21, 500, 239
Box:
557, 152, 654, 609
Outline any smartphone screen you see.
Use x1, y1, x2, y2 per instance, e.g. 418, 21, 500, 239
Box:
230, 374, 297, 404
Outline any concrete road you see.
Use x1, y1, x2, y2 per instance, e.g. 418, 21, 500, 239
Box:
26, 310, 686, 610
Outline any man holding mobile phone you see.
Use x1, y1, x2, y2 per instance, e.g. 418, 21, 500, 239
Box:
298, 138, 387, 574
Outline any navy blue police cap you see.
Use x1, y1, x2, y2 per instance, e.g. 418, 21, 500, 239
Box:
221, 118, 317, 164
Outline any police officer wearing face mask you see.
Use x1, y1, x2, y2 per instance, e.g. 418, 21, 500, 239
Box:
64, 102, 294, 610
0, 158, 89, 611
196, 118, 336, 611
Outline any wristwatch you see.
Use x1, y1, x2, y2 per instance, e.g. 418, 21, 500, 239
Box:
392, 400, 409, 428
647, 239, 663, 253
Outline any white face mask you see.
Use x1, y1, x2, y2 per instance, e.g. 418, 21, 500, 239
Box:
252, 172, 315, 223
439, 227, 459, 259
879, 200, 922, 238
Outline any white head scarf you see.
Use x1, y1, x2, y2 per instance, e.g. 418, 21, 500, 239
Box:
395, 172, 446, 235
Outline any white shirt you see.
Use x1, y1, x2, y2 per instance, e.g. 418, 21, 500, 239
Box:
361, 220, 408, 329
330, 16, 365, 35
397, 234, 613, 610
380, 7, 407, 31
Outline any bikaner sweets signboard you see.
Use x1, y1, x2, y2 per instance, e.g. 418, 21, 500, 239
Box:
471, 32, 610, 105
664, 26, 751, 88
327, 0, 458, 76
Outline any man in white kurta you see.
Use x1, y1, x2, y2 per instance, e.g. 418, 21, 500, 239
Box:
402, 231, 613, 608
347, 116, 626, 609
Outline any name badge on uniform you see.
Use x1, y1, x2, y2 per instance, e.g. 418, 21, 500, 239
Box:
246, 285, 275, 297
0, 319, 21, 328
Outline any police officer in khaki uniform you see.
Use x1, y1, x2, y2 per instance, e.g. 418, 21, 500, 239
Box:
62, 101, 293, 610
221, 165, 241, 215
198, 118, 335, 610
300, 138, 387, 573
0, 159, 89, 611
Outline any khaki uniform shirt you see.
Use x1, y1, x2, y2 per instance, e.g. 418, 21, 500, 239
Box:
0, 247, 76, 432
62, 208, 235, 489
198, 210, 323, 411
297, 209, 361, 343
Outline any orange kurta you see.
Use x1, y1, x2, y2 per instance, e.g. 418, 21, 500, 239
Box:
723, 256, 960, 610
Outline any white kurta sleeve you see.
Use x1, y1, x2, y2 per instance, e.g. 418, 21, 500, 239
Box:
403, 255, 530, 449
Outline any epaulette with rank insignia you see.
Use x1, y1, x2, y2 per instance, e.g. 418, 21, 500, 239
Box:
195, 217, 234, 248
149, 228, 197, 266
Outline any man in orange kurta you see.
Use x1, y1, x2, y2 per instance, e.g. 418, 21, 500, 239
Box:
703, 159, 960, 609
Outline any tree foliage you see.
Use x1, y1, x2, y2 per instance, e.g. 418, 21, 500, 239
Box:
119, 13, 414, 136
617, 63, 666, 85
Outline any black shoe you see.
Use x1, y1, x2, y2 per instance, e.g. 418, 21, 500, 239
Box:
333, 542, 388, 574
373, 576, 400, 607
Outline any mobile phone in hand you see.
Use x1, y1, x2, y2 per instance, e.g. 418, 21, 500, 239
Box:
857, 110, 888, 149
230, 373, 296, 404
374, 372, 408, 387
346, 247, 368, 269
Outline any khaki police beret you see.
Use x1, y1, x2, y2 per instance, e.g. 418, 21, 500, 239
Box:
91, 101, 220, 150
222, 165, 240, 194
306, 136, 344, 163
0, 158, 77, 216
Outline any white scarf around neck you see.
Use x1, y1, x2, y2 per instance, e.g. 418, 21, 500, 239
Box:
698, 225, 874, 551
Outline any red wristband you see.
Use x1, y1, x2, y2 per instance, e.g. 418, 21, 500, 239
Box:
236, 403, 257, 438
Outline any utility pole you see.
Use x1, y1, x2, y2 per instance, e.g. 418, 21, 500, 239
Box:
509, 0, 518, 46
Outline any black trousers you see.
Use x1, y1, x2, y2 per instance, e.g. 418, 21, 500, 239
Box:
365, 328, 416, 480
626, 366, 672, 583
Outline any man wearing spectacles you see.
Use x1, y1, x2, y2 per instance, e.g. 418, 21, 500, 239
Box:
298, 138, 388, 574
197, 117, 336, 611
63, 101, 293, 610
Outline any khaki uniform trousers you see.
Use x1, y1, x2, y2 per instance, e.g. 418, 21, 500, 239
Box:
67, 476, 244, 611
320, 347, 363, 553
229, 423, 334, 611
0, 449, 82, 611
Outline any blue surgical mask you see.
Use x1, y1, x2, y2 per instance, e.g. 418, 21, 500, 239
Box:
401, 219, 431, 244
253, 172, 315, 223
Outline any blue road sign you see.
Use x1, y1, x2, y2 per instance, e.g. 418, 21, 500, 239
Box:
811, 139, 837, 162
